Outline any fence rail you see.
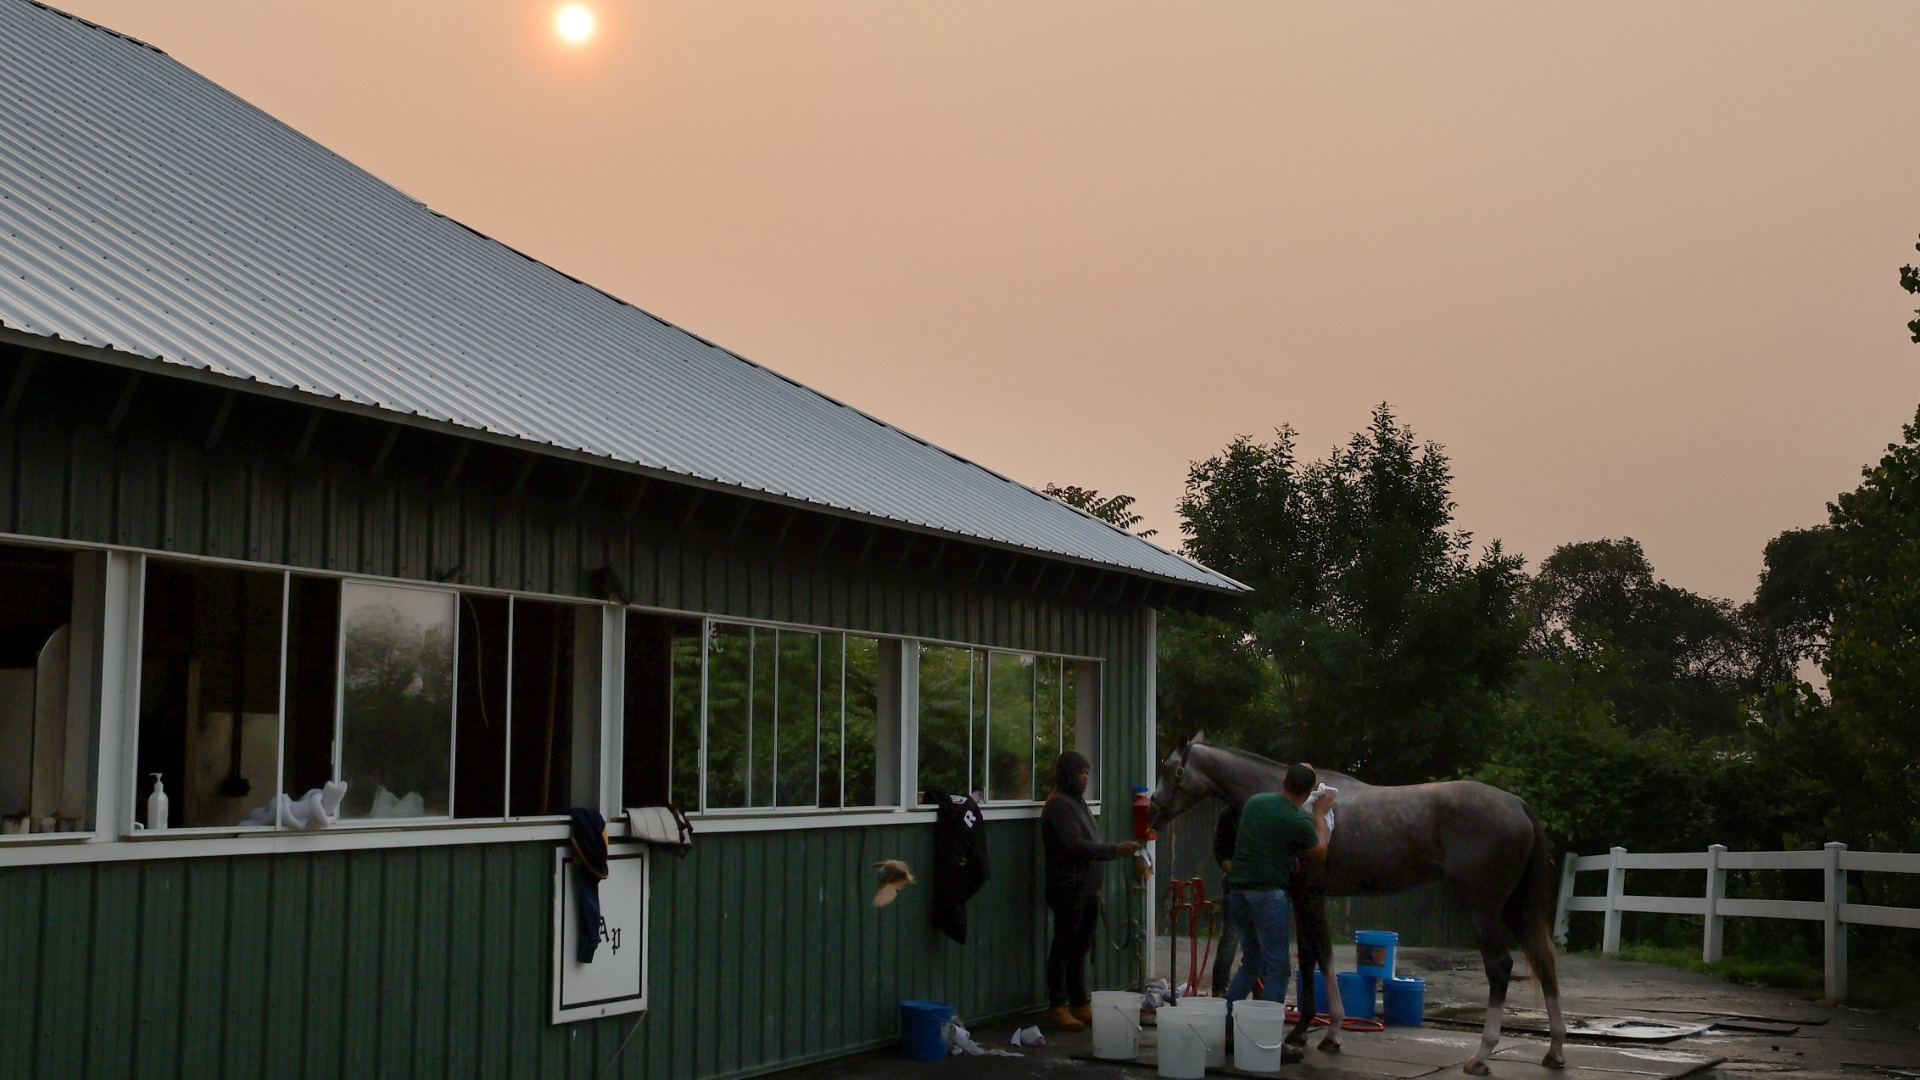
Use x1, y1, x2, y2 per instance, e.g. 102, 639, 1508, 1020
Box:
1554, 843, 1920, 1003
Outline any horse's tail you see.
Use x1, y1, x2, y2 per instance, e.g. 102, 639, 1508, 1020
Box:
1503, 803, 1560, 999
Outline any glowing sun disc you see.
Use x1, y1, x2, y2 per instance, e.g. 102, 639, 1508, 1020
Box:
555, 4, 595, 44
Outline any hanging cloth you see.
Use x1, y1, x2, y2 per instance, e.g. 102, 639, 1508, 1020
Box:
929, 790, 991, 943
567, 807, 609, 963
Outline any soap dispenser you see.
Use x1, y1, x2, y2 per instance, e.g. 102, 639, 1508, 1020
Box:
146, 773, 169, 832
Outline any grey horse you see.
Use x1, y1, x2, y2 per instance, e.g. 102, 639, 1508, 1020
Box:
1150, 735, 1568, 1074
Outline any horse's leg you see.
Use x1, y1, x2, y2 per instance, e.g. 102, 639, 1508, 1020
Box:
1463, 907, 1513, 1076
1285, 889, 1314, 1048
1543, 992, 1566, 1069
1307, 890, 1343, 1051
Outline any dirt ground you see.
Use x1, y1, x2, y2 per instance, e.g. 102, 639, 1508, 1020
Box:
771, 948, 1920, 1080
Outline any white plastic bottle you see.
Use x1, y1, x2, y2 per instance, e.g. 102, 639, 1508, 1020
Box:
146, 773, 168, 832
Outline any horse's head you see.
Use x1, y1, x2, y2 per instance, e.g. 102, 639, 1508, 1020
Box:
1148, 732, 1222, 827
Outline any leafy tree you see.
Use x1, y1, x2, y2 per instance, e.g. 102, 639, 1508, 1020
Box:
1525, 538, 1752, 740
1043, 484, 1157, 539
1175, 404, 1527, 783
1745, 527, 1838, 685
1820, 406, 1920, 848
1903, 234, 1920, 344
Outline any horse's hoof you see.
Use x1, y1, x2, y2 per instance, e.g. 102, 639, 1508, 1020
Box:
1541, 1052, 1566, 1070
1462, 1061, 1491, 1076
1283, 1035, 1306, 1049
1319, 1037, 1342, 1053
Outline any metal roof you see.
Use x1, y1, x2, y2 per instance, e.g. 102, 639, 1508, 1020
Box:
0, 0, 1243, 594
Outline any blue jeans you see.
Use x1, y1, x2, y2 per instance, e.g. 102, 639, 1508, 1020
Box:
1224, 888, 1292, 1005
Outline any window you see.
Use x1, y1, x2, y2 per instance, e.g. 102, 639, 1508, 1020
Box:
915, 647, 1102, 804
658, 619, 899, 812
0, 543, 101, 837
136, 561, 288, 829
134, 564, 601, 831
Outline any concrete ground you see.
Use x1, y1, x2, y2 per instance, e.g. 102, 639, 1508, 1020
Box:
770, 948, 1920, 1080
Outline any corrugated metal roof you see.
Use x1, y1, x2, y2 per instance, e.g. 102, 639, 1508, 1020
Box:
0, 0, 1243, 594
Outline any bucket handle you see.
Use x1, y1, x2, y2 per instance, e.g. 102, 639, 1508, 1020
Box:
1233, 1012, 1286, 1051
1104, 1002, 1142, 1032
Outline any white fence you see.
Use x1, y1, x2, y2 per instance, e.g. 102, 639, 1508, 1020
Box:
1554, 843, 1920, 1003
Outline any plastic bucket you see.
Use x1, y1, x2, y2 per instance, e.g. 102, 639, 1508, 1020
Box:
899, 1000, 952, 1060
1156, 1007, 1209, 1079
1294, 967, 1329, 1013
1231, 999, 1289, 1073
1168, 998, 1227, 1068
1383, 976, 1426, 1026
1091, 990, 1143, 1060
1354, 930, 1399, 979
1336, 971, 1377, 1020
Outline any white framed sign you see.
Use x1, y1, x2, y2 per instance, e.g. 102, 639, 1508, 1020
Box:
551, 844, 649, 1024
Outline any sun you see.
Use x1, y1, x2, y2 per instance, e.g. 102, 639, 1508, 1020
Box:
554, 4, 596, 45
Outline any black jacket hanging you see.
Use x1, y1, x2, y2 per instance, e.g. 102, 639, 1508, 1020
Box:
928, 790, 990, 943
567, 807, 610, 963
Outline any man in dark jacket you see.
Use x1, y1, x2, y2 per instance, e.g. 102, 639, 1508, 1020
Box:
1039, 750, 1140, 1031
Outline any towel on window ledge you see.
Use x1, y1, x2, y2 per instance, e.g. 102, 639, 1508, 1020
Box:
567, 808, 609, 963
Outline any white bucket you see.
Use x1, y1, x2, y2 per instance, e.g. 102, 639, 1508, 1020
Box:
1156, 1008, 1208, 1079
1170, 998, 1228, 1068
1232, 999, 1290, 1073
1090, 990, 1143, 1060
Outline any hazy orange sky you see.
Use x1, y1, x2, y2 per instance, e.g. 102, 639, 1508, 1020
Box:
62, 1, 1920, 603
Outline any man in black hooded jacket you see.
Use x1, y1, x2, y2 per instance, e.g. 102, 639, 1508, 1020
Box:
1039, 750, 1140, 1031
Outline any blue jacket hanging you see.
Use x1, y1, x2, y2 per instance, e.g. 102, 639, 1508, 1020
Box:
567, 808, 609, 963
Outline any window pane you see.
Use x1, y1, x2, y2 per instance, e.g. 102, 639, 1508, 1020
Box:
621, 612, 700, 810
509, 598, 594, 817
987, 652, 1035, 802
668, 628, 703, 808
916, 644, 971, 800
453, 593, 508, 819
705, 623, 751, 809
842, 635, 880, 807
1068, 660, 1101, 795
339, 583, 454, 820
137, 561, 286, 829
1, 544, 86, 835
775, 630, 819, 808
750, 627, 776, 808
1033, 656, 1062, 790
281, 575, 339, 808
970, 648, 987, 797
818, 634, 844, 809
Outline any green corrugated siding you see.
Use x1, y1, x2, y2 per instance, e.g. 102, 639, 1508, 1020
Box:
0, 823, 1132, 1079
0, 350, 1161, 1078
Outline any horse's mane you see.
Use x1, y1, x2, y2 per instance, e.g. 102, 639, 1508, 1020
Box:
1188, 738, 1363, 790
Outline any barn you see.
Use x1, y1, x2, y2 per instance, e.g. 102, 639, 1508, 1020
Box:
0, 2, 1245, 1077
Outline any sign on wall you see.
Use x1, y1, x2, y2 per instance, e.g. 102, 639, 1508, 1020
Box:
551, 844, 649, 1024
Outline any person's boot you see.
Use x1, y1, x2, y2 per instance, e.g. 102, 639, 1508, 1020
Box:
1069, 1004, 1092, 1024
1046, 1006, 1085, 1031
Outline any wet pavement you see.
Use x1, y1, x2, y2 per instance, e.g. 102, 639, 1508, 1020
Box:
769, 948, 1920, 1080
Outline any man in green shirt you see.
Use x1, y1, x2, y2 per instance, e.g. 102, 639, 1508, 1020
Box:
1225, 761, 1334, 1036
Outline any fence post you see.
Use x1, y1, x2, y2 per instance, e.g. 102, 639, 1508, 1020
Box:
1602, 846, 1626, 955
1702, 844, 1725, 963
1554, 852, 1579, 945
1824, 841, 1848, 1003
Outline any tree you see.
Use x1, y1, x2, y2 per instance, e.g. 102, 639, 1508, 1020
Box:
1819, 406, 1920, 847
1042, 484, 1157, 538
1175, 404, 1527, 783
1525, 538, 1752, 740
1902, 234, 1920, 344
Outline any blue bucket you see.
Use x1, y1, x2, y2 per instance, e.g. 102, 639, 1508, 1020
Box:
1294, 968, 1328, 1012
1383, 977, 1425, 1026
1354, 930, 1398, 979
1337, 971, 1377, 1019
900, 1000, 952, 1060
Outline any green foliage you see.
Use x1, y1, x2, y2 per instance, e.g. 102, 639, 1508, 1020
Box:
1173, 404, 1527, 783
1903, 234, 1920, 344
1819, 405, 1920, 849
1525, 538, 1752, 740
1043, 483, 1157, 538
